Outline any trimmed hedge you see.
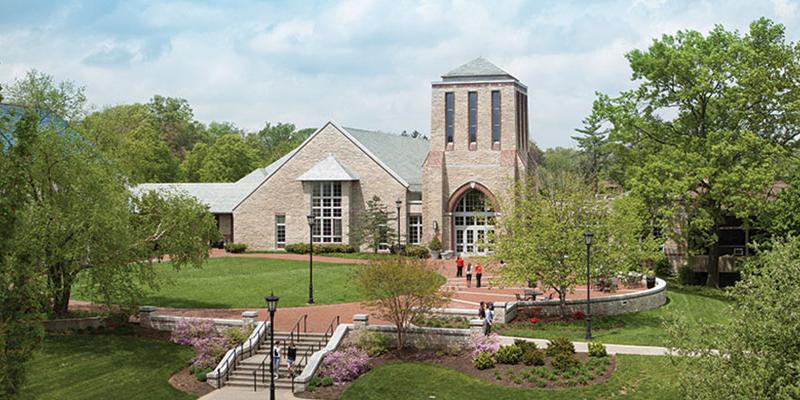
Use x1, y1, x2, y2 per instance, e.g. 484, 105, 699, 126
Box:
495, 344, 523, 364
224, 243, 247, 253
285, 243, 356, 254
545, 337, 575, 357
404, 245, 430, 259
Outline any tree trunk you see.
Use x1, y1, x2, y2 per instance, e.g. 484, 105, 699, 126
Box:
49, 264, 72, 317
706, 223, 721, 288
558, 285, 567, 319
396, 328, 404, 349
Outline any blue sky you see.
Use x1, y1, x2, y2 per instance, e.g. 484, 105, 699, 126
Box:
1, 0, 799, 149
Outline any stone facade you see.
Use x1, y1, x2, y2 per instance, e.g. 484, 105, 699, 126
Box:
234, 123, 409, 250
422, 79, 532, 250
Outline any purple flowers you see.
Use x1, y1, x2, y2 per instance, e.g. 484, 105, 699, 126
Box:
171, 318, 231, 370
319, 347, 371, 384
470, 333, 500, 357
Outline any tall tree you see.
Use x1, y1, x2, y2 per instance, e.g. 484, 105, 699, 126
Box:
147, 95, 204, 158
493, 170, 660, 318
248, 123, 312, 165
571, 109, 609, 193
668, 236, 800, 398
597, 18, 798, 287
540, 147, 581, 174
204, 121, 245, 144
351, 196, 396, 253
199, 134, 259, 182
180, 142, 209, 182
5, 70, 88, 123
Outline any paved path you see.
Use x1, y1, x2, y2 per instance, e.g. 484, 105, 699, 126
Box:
499, 336, 670, 356
209, 248, 369, 264
200, 387, 298, 400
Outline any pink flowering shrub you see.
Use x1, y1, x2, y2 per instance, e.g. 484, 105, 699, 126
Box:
319, 347, 370, 384
171, 318, 231, 370
470, 333, 500, 357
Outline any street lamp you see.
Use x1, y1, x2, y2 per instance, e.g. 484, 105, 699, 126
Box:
395, 199, 402, 250
584, 230, 593, 341
306, 214, 315, 304
265, 292, 279, 400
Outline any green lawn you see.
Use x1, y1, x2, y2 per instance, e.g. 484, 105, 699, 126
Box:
21, 332, 194, 400
137, 257, 365, 308
342, 355, 680, 400
498, 279, 731, 346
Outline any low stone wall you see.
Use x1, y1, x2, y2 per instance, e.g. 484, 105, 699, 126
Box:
509, 277, 668, 321
138, 306, 247, 332
43, 316, 106, 332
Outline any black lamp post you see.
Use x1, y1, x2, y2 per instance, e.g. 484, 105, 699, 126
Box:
265, 292, 279, 400
306, 214, 315, 304
395, 199, 402, 250
584, 230, 593, 341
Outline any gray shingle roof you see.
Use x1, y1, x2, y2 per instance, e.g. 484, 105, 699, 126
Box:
296, 154, 359, 181
343, 127, 429, 191
442, 57, 516, 81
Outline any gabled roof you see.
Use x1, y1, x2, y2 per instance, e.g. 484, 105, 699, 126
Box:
441, 57, 517, 82
296, 154, 359, 181
135, 120, 430, 213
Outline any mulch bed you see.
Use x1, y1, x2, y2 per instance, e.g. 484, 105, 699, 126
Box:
169, 366, 215, 398
295, 349, 616, 399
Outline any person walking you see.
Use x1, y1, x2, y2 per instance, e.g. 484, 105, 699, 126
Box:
272, 344, 282, 379
287, 342, 297, 377
475, 263, 483, 288
484, 303, 494, 336
478, 301, 486, 320
455, 256, 464, 277
465, 263, 473, 288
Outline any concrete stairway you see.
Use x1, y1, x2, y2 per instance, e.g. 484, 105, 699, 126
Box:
224, 332, 330, 391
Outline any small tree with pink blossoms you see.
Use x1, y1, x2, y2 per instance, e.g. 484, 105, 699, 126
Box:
470, 333, 500, 357
171, 318, 231, 376
319, 347, 371, 385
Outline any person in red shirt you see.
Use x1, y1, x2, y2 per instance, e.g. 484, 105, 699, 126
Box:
455, 256, 464, 277
475, 264, 483, 288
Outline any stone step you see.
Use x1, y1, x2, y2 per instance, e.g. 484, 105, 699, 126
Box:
233, 361, 307, 371
225, 376, 299, 389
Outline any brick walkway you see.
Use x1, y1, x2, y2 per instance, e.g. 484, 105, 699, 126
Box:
72, 255, 649, 333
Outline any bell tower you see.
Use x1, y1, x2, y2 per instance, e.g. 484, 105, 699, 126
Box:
421, 57, 532, 254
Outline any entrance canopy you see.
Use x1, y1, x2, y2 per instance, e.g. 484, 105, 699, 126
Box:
296, 154, 359, 181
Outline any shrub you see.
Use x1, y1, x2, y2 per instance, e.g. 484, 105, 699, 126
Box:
319, 347, 370, 384
428, 235, 442, 251
545, 337, 575, 357
171, 318, 217, 346
521, 347, 546, 366
355, 331, 389, 357
470, 333, 500, 357
404, 245, 430, 259
655, 257, 672, 276
551, 352, 580, 372
495, 344, 523, 364
513, 339, 538, 353
320, 376, 334, 387
588, 341, 607, 358
224, 242, 247, 253
222, 327, 247, 347
285, 243, 356, 254
171, 318, 232, 372
472, 351, 495, 370
678, 264, 695, 285
572, 310, 586, 320
188, 365, 212, 381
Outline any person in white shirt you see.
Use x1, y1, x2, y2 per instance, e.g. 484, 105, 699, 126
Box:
272, 345, 282, 378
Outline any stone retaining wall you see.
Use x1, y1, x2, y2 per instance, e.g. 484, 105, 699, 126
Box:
42, 316, 106, 332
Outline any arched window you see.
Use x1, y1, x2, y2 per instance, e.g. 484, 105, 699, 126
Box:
453, 189, 496, 255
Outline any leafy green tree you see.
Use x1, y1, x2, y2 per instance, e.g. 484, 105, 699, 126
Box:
351, 196, 395, 253
82, 104, 179, 183
204, 121, 245, 144
0, 102, 46, 398
247, 123, 312, 165
147, 95, 204, 158
199, 134, 259, 182
571, 110, 610, 193
596, 18, 798, 287
668, 236, 800, 399
5, 70, 87, 123
354, 258, 448, 349
540, 147, 581, 174
494, 170, 660, 318
180, 142, 209, 182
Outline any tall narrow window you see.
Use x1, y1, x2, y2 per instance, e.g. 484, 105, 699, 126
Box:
275, 215, 286, 248
445, 92, 454, 144
408, 215, 422, 244
468, 91, 477, 144
491, 90, 501, 144
311, 182, 342, 243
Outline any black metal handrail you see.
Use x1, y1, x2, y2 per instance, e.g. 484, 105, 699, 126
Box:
323, 315, 340, 342
291, 342, 319, 391
288, 314, 308, 345
217, 320, 266, 388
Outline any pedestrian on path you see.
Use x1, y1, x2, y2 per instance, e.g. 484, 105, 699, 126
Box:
478, 301, 486, 320
287, 342, 297, 377
456, 256, 464, 277
475, 264, 483, 288
272, 344, 282, 378
484, 303, 494, 336
465, 263, 473, 288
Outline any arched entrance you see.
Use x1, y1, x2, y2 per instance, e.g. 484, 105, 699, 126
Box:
450, 186, 498, 256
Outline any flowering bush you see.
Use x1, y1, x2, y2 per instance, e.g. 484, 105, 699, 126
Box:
572, 310, 586, 321
171, 319, 231, 373
470, 333, 500, 357
319, 347, 371, 384
171, 318, 217, 346
528, 316, 539, 324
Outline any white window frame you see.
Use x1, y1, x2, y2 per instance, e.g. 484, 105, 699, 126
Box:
408, 215, 422, 244
311, 182, 343, 243
275, 214, 286, 249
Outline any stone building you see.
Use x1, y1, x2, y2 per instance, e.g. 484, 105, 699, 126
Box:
136, 58, 537, 255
